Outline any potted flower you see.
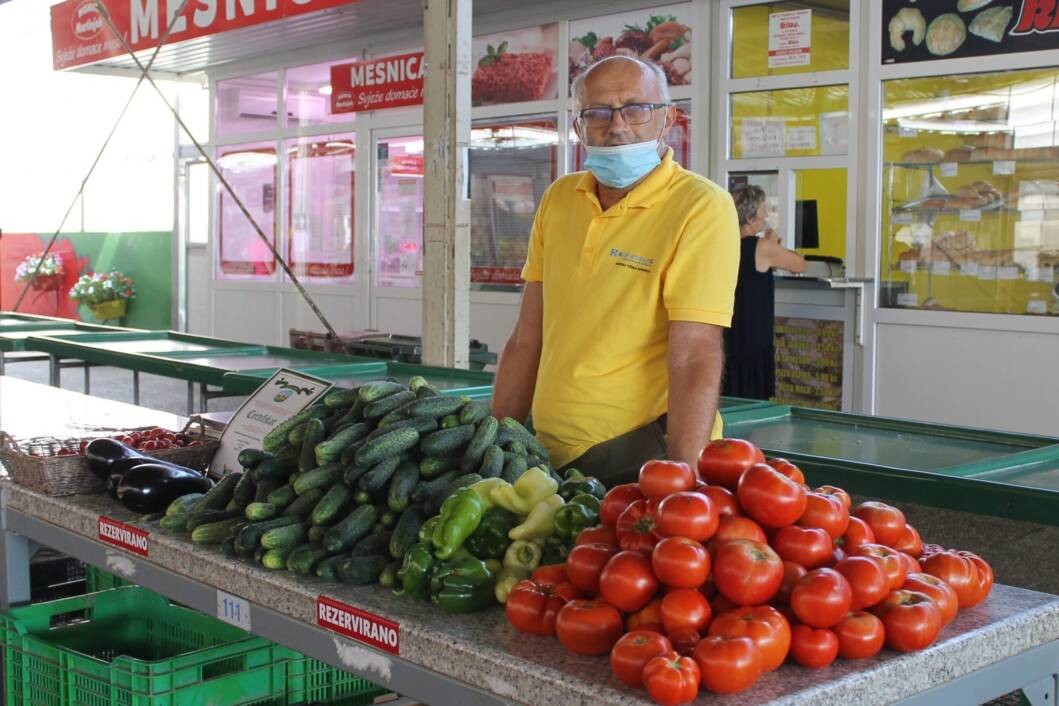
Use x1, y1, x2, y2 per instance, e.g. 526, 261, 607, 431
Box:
15, 253, 64, 292
69, 271, 136, 321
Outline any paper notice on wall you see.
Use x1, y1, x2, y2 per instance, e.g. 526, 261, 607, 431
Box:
768, 9, 811, 68
819, 112, 848, 155
741, 118, 786, 157
785, 126, 817, 152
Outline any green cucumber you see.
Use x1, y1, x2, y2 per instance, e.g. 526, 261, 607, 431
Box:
355, 427, 420, 467
354, 489, 371, 505
166, 493, 204, 517
192, 472, 241, 512
358, 381, 405, 402
478, 445, 504, 479
287, 542, 332, 574
299, 418, 326, 472
419, 454, 453, 479
424, 473, 482, 516
308, 525, 327, 543
323, 504, 377, 553
411, 471, 457, 506
254, 478, 281, 504
235, 515, 301, 550
324, 387, 359, 408
352, 530, 392, 556
506, 440, 528, 456
404, 396, 464, 419
458, 401, 489, 425
336, 555, 388, 585
287, 422, 310, 447
281, 488, 325, 519
408, 375, 429, 391
261, 522, 307, 550
380, 511, 397, 529
374, 415, 439, 436
186, 509, 239, 532
314, 422, 372, 465
191, 517, 243, 545
460, 416, 498, 473
267, 484, 297, 509
358, 455, 402, 495
342, 463, 372, 489
262, 545, 296, 570
244, 502, 277, 521
389, 506, 426, 559
311, 483, 353, 526
441, 415, 461, 429
316, 555, 346, 582
415, 383, 442, 398
251, 453, 297, 483
364, 390, 416, 419
379, 559, 402, 588
262, 405, 328, 452
231, 473, 257, 510
501, 417, 550, 458
420, 424, 475, 456
159, 514, 190, 532
501, 455, 529, 484
237, 448, 274, 471
293, 463, 341, 496
387, 461, 420, 512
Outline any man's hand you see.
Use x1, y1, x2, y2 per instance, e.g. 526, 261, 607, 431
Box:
491, 282, 544, 423
666, 321, 725, 473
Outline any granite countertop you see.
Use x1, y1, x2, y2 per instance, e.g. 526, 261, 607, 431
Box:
5, 481, 1059, 706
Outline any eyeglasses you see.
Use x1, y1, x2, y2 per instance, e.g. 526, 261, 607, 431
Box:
578, 102, 669, 128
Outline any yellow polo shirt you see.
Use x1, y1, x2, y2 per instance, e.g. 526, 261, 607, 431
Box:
522, 148, 740, 468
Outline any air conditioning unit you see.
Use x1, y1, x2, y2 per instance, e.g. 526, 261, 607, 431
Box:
237, 93, 279, 119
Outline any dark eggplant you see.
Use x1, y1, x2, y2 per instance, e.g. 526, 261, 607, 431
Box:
106, 470, 126, 499
116, 463, 214, 514
85, 438, 147, 480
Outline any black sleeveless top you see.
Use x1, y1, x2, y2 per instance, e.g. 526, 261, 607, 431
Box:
723, 236, 775, 400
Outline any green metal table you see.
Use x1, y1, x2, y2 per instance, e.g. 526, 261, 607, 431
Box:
222, 360, 495, 400
0, 322, 132, 377
23, 330, 379, 413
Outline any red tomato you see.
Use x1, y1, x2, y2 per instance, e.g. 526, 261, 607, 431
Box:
701, 485, 742, 518
872, 590, 942, 652
712, 539, 783, 606
667, 627, 701, 657
600, 483, 644, 528
565, 543, 618, 595
639, 460, 696, 499
697, 439, 765, 490
609, 630, 671, 688
853, 501, 907, 548
652, 537, 710, 590
139, 440, 158, 451
78, 439, 90, 455
642, 651, 701, 706
829, 545, 848, 567
815, 485, 852, 511
505, 579, 580, 636
774, 561, 808, 605
836, 516, 876, 553
789, 624, 839, 668
627, 598, 664, 633
556, 600, 624, 655
693, 635, 762, 694
771, 525, 834, 570
897, 552, 920, 578
660, 589, 712, 634
575, 525, 618, 548
736, 464, 807, 529
708, 605, 791, 672
790, 568, 853, 628
707, 515, 767, 555
962, 551, 994, 606
921, 551, 986, 608
531, 564, 568, 584
656, 492, 718, 541
920, 543, 946, 560
798, 491, 850, 539
854, 544, 907, 591
834, 556, 890, 611
615, 500, 662, 554
904, 572, 959, 627
894, 524, 924, 557
769, 458, 805, 485
833, 611, 886, 660
598, 551, 659, 613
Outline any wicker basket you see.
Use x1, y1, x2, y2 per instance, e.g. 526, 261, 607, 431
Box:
0, 421, 218, 497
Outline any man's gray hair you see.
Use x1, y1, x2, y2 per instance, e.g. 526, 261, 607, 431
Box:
571, 56, 671, 111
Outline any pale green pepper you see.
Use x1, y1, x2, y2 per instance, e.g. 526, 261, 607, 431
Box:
469, 478, 508, 508
491, 468, 558, 515
503, 539, 543, 573
494, 566, 530, 604
509, 494, 564, 540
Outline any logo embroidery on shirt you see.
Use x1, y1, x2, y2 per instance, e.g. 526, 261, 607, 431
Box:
609, 248, 655, 274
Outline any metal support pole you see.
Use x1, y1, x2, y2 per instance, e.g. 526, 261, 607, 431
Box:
187, 381, 195, 416
0, 487, 32, 609
133, 371, 140, 406
421, 0, 472, 369
49, 355, 60, 387
200, 383, 208, 413
83, 363, 90, 394
0, 353, 6, 376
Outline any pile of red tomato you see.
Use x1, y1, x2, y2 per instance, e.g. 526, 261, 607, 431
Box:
503, 439, 994, 705
53, 427, 199, 456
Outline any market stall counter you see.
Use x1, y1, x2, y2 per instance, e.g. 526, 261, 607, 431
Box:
0, 482, 1055, 706
0, 322, 136, 376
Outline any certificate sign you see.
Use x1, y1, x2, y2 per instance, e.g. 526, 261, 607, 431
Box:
211, 369, 333, 474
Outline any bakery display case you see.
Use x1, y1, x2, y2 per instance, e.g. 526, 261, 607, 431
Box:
881, 67, 1059, 316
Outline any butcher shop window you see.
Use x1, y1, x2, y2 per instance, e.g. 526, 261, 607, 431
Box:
286, 58, 358, 128
730, 1, 849, 80
880, 67, 1059, 316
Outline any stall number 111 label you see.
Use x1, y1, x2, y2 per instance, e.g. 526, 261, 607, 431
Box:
217, 591, 252, 630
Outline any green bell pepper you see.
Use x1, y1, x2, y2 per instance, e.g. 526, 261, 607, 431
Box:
558, 476, 606, 502
464, 507, 517, 560
553, 492, 602, 539
541, 535, 571, 566
430, 554, 495, 613
396, 542, 436, 600
418, 516, 441, 544
563, 467, 586, 481
432, 487, 486, 560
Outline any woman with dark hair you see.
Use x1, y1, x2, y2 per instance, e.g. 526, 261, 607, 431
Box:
724, 186, 807, 400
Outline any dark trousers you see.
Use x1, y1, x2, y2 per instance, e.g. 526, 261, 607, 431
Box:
559, 415, 668, 487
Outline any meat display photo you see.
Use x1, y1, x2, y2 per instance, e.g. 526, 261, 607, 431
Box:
472, 24, 558, 106
569, 3, 692, 89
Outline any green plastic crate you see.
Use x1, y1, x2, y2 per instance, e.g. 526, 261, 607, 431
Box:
284, 654, 387, 705
1, 586, 289, 706
83, 564, 131, 593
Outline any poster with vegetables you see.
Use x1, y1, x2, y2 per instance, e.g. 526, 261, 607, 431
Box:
569, 3, 692, 90
472, 25, 559, 106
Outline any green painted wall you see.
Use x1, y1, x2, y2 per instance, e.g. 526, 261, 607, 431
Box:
64, 232, 172, 330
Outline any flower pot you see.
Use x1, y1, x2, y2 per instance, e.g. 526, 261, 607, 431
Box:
29, 274, 63, 292
88, 300, 126, 320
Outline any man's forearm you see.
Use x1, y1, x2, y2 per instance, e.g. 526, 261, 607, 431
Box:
667, 348, 723, 471
491, 340, 540, 422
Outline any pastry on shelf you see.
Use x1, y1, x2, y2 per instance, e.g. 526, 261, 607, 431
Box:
943, 146, 976, 162
965, 133, 1013, 149
902, 147, 946, 163
1039, 250, 1059, 268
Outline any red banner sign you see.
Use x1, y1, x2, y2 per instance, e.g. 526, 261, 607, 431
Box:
51, 0, 361, 70
471, 266, 524, 285
98, 516, 150, 557
330, 52, 425, 114
316, 596, 400, 654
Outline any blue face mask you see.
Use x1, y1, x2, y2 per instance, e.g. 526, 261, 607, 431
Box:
583, 135, 662, 189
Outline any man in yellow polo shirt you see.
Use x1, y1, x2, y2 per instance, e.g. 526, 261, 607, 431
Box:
492, 56, 740, 485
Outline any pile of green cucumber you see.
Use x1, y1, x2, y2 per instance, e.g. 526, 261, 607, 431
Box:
160, 376, 554, 587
